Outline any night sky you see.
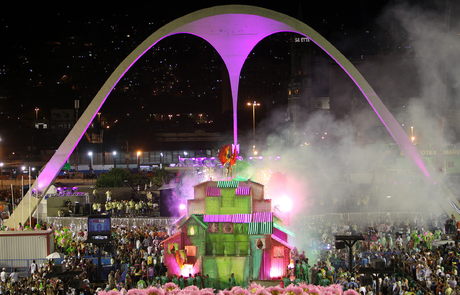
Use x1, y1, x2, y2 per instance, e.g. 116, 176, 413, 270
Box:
0, 0, 445, 155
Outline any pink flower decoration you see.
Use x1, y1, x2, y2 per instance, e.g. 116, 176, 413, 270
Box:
296, 283, 309, 293
145, 287, 166, 295
163, 282, 179, 292
248, 282, 264, 294
219, 290, 232, 295
200, 289, 216, 295
343, 290, 359, 295
266, 286, 283, 295
254, 289, 271, 295
306, 285, 321, 295
231, 286, 250, 295
324, 284, 343, 295
283, 285, 303, 295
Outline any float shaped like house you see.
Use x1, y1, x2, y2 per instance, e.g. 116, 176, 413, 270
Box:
162, 180, 294, 288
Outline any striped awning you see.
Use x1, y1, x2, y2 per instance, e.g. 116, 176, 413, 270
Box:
217, 180, 239, 188
252, 212, 273, 222
203, 213, 273, 223
232, 214, 252, 223
248, 222, 273, 235
235, 186, 251, 195
206, 186, 221, 196
203, 214, 251, 223
203, 214, 233, 222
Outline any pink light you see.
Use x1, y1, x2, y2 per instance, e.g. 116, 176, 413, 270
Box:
179, 203, 186, 211
277, 195, 293, 213
270, 266, 283, 278
180, 264, 194, 277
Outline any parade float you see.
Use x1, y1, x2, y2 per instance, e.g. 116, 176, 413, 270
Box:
162, 145, 294, 289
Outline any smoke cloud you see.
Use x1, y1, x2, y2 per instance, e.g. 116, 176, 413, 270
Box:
250, 1, 460, 251
167, 1, 459, 259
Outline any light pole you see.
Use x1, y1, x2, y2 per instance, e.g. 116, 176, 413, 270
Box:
410, 126, 416, 144
112, 151, 117, 168
247, 100, 261, 153
136, 151, 142, 171
34, 107, 39, 121
88, 151, 93, 171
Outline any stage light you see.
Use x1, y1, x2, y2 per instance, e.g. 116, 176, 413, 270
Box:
277, 195, 293, 212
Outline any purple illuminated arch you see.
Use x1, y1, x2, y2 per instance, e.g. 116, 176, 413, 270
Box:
6, 5, 431, 227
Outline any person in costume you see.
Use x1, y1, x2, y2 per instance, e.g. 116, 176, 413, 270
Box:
228, 273, 237, 288
301, 258, 311, 283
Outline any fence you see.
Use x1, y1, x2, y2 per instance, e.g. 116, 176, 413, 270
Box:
300, 211, 436, 226
46, 216, 177, 229
0, 258, 48, 273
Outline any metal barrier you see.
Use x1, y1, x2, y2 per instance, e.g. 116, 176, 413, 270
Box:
46, 216, 177, 229
52, 256, 112, 266
300, 211, 436, 225
0, 258, 48, 273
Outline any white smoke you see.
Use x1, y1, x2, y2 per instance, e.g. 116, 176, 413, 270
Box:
250, 2, 460, 250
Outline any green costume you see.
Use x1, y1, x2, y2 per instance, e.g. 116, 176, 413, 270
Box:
229, 274, 237, 288
179, 277, 185, 289
137, 279, 147, 289
187, 276, 195, 286
203, 276, 210, 288
295, 262, 302, 280
160, 275, 169, 285
195, 275, 203, 288
301, 261, 310, 283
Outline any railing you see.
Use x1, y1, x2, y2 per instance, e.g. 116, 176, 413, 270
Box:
46, 216, 177, 229
51, 256, 112, 266
301, 211, 436, 225
0, 258, 48, 273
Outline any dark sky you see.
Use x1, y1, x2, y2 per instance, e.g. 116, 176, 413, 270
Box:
1, 0, 439, 153
0, 0, 393, 111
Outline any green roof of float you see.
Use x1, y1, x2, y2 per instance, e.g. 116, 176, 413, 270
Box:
178, 214, 208, 229
217, 180, 240, 188
273, 222, 295, 237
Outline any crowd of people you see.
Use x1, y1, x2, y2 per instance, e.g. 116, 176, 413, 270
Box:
280, 213, 460, 294
90, 199, 158, 217
0, 213, 459, 294
0, 222, 171, 294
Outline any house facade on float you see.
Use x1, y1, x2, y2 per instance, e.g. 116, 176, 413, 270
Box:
162, 180, 294, 288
